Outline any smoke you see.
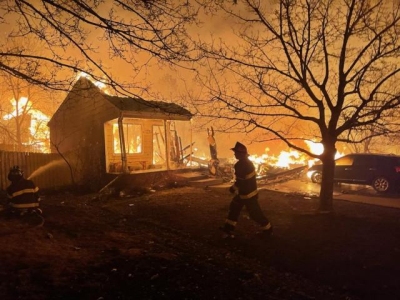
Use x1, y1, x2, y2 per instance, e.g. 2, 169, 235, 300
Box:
28, 159, 67, 180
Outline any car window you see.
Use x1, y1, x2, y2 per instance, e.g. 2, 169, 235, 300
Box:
383, 156, 400, 167
353, 156, 375, 167
335, 155, 354, 166
391, 157, 400, 165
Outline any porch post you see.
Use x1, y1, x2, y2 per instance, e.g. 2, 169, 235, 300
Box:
118, 114, 128, 173
190, 119, 193, 166
164, 120, 170, 170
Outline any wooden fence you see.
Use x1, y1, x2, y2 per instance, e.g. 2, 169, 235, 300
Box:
0, 151, 72, 191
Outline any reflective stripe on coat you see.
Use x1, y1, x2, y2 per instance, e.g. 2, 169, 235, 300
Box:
6, 179, 40, 209
231, 157, 258, 199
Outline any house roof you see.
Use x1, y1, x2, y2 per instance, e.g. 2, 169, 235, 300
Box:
103, 94, 193, 120
49, 77, 193, 126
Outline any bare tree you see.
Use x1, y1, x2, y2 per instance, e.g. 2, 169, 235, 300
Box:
0, 0, 198, 94
192, 0, 400, 212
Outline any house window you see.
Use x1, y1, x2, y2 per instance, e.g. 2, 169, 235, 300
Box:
113, 123, 142, 154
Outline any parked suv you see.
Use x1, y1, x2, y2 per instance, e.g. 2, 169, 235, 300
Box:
307, 153, 400, 193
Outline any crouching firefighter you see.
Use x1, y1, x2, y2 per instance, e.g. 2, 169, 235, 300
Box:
220, 142, 272, 239
6, 166, 42, 216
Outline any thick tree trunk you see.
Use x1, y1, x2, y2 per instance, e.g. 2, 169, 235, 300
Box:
318, 145, 337, 213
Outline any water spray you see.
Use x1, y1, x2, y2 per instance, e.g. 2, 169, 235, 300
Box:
28, 159, 67, 180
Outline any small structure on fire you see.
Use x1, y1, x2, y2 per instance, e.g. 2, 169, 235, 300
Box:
48, 76, 193, 188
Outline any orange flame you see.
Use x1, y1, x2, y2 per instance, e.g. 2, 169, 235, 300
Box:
76, 72, 113, 95
305, 140, 344, 167
3, 97, 50, 153
248, 141, 345, 173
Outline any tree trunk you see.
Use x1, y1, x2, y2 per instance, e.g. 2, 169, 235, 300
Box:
319, 145, 337, 213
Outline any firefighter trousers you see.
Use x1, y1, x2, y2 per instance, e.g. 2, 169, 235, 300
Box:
225, 195, 270, 231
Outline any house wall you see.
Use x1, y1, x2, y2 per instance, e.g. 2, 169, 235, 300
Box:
49, 78, 119, 153
48, 78, 119, 188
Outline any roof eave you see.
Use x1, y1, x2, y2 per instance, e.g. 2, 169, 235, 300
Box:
121, 111, 192, 121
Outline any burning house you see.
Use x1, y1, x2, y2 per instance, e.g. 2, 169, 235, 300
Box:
0, 96, 50, 153
47, 76, 194, 189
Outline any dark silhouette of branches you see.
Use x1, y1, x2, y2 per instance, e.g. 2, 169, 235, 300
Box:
0, 0, 198, 94
192, 0, 400, 211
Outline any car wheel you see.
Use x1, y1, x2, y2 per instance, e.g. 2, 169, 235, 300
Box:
372, 177, 390, 193
311, 171, 322, 184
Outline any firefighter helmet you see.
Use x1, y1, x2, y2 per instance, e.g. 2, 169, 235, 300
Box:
8, 165, 24, 182
230, 142, 248, 154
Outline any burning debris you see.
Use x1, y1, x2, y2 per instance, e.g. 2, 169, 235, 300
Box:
187, 128, 312, 185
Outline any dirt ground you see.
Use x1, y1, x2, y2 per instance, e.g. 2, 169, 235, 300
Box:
1, 182, 400, 300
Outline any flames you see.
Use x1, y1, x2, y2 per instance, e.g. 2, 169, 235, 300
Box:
0, 73, 100, 153
190, 140, 345, 180
248, 149, 305, 169
76, 72, 113, 95
3, 96, 50, 153
247, 141, 344, 175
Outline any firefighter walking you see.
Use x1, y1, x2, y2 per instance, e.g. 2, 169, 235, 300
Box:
220, 142, 272, 239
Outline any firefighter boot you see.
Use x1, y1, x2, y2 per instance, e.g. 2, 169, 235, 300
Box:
219, 224, 235, 239
257, 223, 273, 239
